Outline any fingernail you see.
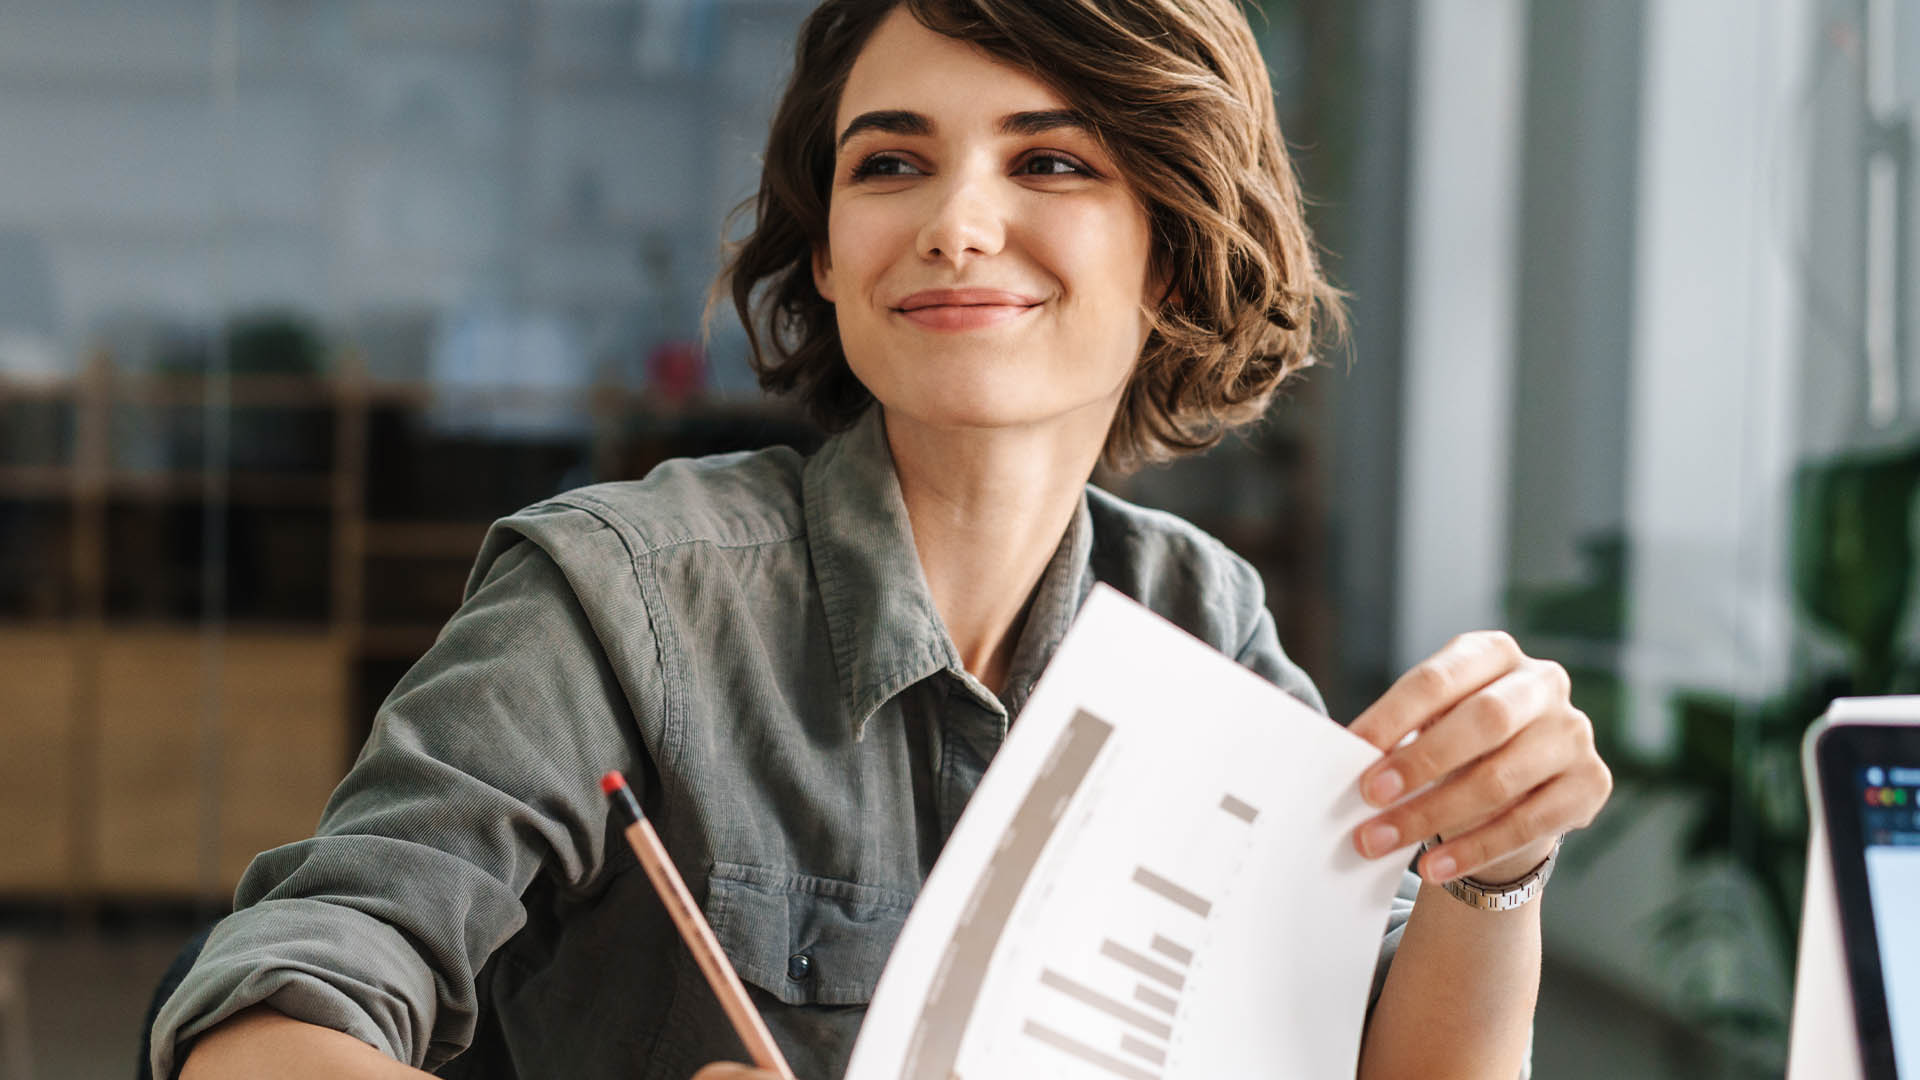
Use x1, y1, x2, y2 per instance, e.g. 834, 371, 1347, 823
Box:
1361, 822, 1399, 857
1426, 853, 1457, 881
1364, 768, 1404, 806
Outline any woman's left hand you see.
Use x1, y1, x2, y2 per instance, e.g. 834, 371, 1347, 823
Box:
1347, 630, 1613, 886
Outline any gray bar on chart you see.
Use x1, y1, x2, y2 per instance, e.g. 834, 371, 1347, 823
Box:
1101, 940, 1186, 991
1120, 1032, 1168, 1066
1133, 983, 1178, 1015
901, 709, 1114, 1080
1132, 867, 1213, 917
1220, 793, 1260, 823
1039, 969, 1174, 1041
1148, 934, 1193, 966
1023, 1021, 1161, 1080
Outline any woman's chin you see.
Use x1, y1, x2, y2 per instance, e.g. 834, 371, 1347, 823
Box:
851, 352, 1129, 440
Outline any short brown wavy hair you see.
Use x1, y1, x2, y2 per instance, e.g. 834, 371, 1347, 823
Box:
712, 0, 1344, 469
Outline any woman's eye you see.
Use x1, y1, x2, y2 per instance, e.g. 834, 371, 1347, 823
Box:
849, 153, 921, 180
1019, 153, 1091, 177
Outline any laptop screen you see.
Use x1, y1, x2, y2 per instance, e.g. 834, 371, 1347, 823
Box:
1857, 763, 1920, 1077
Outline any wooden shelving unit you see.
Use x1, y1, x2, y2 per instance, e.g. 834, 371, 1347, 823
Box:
0, 351, 815, 904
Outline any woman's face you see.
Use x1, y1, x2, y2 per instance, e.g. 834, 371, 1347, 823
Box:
814, 7, 1160, 440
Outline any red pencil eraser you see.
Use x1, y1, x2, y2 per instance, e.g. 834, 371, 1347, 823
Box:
600, 771, 627, 795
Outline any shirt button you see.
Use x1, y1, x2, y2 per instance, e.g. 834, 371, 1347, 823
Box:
787, 952, 812, 980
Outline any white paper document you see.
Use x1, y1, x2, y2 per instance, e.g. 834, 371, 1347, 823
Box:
844, 585, 1411, 1080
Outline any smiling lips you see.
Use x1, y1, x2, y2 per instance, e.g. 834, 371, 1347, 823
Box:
893, 288, 1042, 331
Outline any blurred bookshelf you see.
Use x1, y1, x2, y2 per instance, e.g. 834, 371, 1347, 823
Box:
0, 349, 819, 904
0, 0, 818, 908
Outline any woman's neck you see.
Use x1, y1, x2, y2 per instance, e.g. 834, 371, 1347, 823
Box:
883, 406, 1111, 698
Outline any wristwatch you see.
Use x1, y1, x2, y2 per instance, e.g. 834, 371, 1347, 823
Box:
1420, 836, 1561, 912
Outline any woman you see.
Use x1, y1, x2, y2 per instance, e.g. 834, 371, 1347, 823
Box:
156, 1, 1611, 1077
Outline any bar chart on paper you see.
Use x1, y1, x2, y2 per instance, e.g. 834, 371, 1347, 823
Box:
1022, 803, 1267, 1079
844, 586, 1411, 1080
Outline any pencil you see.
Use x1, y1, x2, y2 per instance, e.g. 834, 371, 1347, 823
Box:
601, 771, 797, 1080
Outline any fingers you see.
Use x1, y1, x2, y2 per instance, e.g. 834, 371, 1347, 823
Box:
1415, 756, 1608, 883
1357, 658, 1569, 809
1347, 633, 1615, 884
1352, 708, 1574, 861
691, 1065, 784, 1080
1349, 630, 1526, 754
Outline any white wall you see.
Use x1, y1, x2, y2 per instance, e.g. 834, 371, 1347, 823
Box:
1394, 0, 1526, 668
1619, 0, 1811, 753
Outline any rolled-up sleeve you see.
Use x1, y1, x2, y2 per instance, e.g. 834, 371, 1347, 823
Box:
150, 524, 652, 1078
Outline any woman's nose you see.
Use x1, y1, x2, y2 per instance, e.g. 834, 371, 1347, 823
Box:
915, 169, 1007, 268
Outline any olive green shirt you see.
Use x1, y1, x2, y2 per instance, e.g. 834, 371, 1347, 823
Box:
150, 407, 1419, 1079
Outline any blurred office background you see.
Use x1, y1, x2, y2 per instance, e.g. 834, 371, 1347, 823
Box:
0, 0, 1911, 1076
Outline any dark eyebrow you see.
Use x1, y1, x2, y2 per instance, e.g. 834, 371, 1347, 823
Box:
997, 108, 1089, 137
835, 108, 1091, 152
837, 110, 931, 152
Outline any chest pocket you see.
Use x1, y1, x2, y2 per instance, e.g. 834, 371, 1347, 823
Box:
704, 861, 915, 1006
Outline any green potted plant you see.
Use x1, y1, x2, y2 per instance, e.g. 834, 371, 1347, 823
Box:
1625, 442, 1920, 1059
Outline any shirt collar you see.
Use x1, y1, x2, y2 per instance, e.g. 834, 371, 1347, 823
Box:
999, 493, 1093, 720
802, 407, 1095, 741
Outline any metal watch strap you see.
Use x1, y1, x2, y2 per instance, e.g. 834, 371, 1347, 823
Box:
1420, 836, 1561, 912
